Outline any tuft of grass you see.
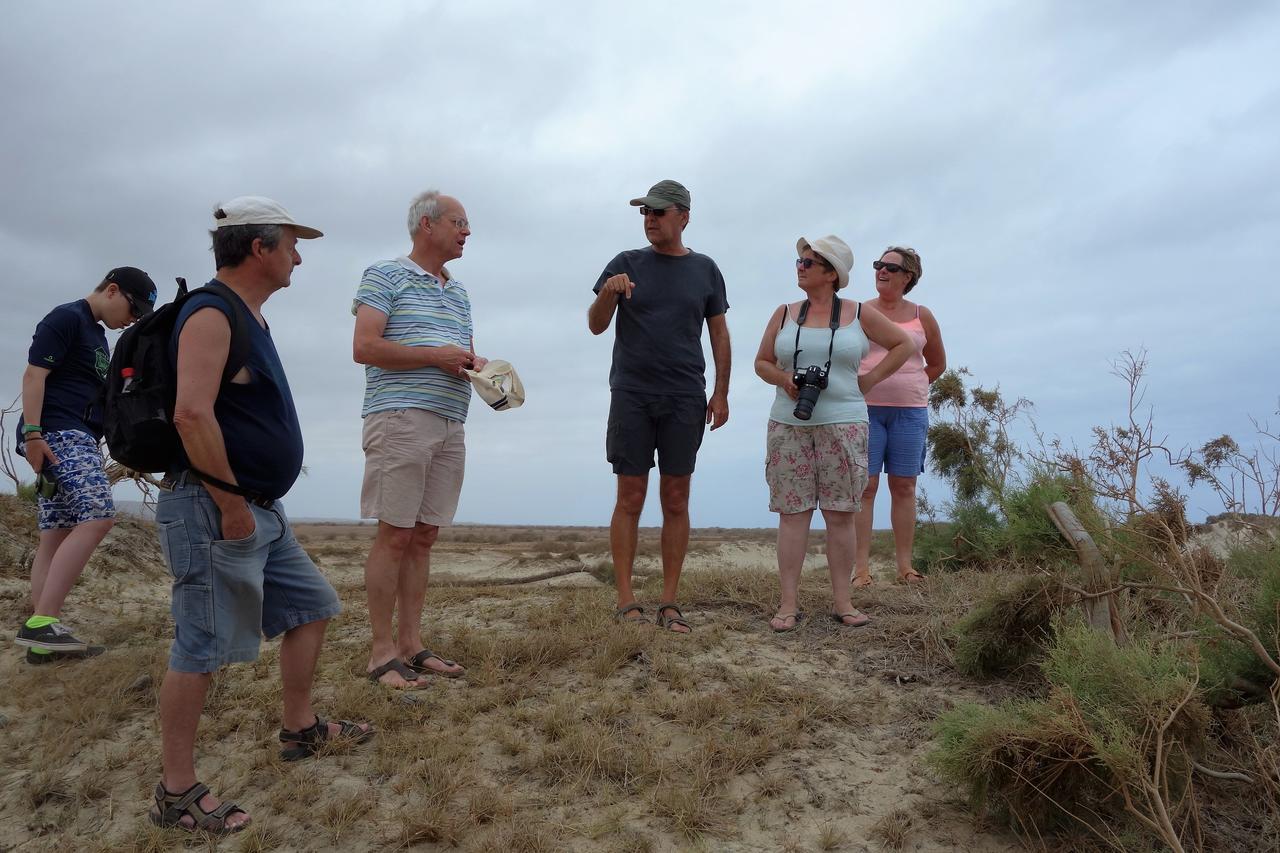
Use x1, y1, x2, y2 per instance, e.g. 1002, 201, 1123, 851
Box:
817, 821, 850, 850
870, 808, 914, 849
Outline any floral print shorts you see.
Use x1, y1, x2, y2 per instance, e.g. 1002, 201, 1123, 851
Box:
765, 420, 869, 514
34, 429, 115, 530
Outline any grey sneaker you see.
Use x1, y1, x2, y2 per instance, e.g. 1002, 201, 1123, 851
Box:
16, 621, 88, 652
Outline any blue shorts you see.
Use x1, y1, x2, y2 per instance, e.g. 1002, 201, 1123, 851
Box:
867, 406, 928, 477
35, 429, 115, 530
155, 476, 341, 674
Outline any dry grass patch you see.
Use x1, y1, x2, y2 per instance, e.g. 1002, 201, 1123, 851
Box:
871, 807, 915, 849
0, 504, 1025, 852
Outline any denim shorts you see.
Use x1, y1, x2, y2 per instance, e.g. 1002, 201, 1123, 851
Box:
867, 405, 929, 477
34, 429, 115, 530
606, 390, 706, 477
155, 477, 341, 674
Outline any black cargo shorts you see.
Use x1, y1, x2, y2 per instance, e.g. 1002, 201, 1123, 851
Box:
606, 390, 706, 477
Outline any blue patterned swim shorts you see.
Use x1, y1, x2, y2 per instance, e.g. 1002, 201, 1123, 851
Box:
35, 429, 115, 530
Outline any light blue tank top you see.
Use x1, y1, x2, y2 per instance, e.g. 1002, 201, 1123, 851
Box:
769, 302, 869, 426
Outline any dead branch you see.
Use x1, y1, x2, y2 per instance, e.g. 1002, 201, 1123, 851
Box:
433, 566, 590, 587
1047, 501, 1128, 644
1189, 760, 1251, 783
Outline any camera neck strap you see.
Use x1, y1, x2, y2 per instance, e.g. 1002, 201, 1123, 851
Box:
792, 295, 842, 373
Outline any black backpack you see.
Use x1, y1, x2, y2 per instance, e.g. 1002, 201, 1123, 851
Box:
102, 278, 250, 473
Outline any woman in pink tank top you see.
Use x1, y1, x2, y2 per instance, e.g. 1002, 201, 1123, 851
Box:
853, 247, 947, 586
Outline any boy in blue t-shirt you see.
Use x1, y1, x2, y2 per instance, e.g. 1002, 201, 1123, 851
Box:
15, 266, 157, 663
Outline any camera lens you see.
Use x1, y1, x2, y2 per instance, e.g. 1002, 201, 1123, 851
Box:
793, 384, 821, 420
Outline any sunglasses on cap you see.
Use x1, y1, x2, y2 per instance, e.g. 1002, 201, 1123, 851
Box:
638, 206, 683, 217
795, 257, 831, 270
872, 261, 906, 274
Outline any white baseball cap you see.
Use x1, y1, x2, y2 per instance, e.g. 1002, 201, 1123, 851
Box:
797, 235, 853, 289
464, 360, 525, 411
213, 196, 324, 239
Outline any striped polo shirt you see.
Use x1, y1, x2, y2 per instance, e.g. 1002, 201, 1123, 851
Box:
353, 256, 474, 421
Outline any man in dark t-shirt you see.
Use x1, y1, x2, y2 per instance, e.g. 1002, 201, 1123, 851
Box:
588, 179, 731, 633
15, 266, 156, 663
149, 197, 371, 835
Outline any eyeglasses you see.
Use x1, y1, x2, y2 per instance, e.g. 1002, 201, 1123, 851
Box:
639, 206, 682, 217
873, 261, 906, 274
445, 216, 469, 230
122, 293, 145, 318
795, 257, 831, 270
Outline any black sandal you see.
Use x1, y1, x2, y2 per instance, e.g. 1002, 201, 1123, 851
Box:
279, 715, 375, 762
404, 649, 465, 678
148, 781, 249, 835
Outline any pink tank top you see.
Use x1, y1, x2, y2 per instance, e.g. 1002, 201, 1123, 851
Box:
858, 305, 928, 407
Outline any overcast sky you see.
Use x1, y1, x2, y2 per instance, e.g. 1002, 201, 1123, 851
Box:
3, 1, 1277, 526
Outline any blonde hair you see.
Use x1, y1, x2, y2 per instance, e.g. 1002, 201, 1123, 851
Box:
883, 246, 923, 293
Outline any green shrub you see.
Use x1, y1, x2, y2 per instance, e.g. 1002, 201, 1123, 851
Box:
16, 481, 38, 505
913, 498, 1007, 573
1001, 469, 1098, 567
932, 624, 1208, 842
1198, 542, 1280, 707
951, 574, 1070, 678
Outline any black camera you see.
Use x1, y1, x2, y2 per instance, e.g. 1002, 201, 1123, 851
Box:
792, 364, 829, 421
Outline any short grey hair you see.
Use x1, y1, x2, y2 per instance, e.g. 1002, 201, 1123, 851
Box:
407, 189, 444, 238
211, 223, 283, 269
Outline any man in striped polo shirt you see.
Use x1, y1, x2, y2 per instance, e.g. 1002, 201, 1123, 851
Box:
352, 190, 484, 688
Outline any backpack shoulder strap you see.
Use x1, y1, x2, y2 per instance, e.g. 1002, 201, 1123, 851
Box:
189, 281, 252, 384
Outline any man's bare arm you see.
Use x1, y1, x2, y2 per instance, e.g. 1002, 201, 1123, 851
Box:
352, 305, 474, 375
706, 313, 731, 429
172, 307, 254, 539
588, 274, 634, 335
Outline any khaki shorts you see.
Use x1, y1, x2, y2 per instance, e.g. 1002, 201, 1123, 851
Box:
765, 420, 869, 514
361, 409, 465, 528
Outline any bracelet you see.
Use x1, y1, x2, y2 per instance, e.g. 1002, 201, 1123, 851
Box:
24, 434, 45, 441
21, 424, 43, 435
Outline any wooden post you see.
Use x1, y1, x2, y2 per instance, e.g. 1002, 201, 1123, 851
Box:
1048, 501, 1128, 644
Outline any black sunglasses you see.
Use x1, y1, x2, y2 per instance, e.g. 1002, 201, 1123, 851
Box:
639, 206, 682, 217
122, 293, 145, 318
873, 261, 906, 274
795, 257, 831, 270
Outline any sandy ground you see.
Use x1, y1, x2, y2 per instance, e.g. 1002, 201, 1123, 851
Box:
0, 504, 1028, 852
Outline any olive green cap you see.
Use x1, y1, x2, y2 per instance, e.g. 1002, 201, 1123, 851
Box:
629, 179, 691, 210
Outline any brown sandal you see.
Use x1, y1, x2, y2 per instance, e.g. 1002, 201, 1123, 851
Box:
405, 649, 465, 678
656, 603, 692, 633
148, 781, 249, 835
367, 658, 426, 689
897, 569, 926, 585
852, 574, 874, 588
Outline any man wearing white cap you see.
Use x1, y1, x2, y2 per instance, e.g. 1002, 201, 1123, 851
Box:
352, 189, 482, 688
149, 197, 372, 836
